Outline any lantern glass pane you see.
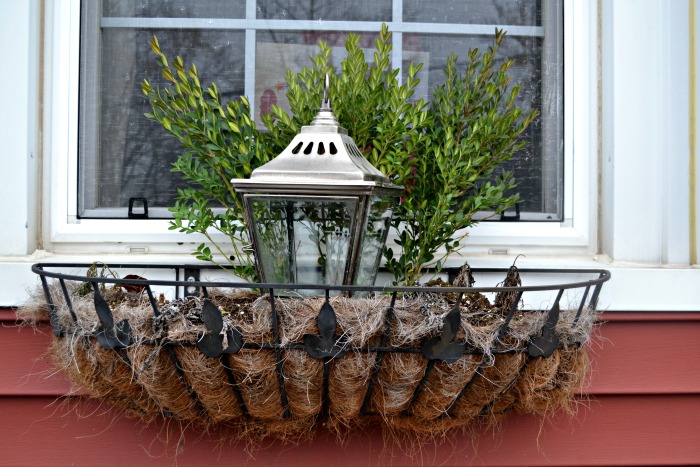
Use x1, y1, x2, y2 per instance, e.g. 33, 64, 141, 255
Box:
353, 195, 396, 286
248, 196, 358, 288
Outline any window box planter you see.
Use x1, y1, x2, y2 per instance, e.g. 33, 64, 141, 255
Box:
26, 262, 609, 440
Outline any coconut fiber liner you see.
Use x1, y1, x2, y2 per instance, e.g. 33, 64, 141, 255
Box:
21, 268, 599, 441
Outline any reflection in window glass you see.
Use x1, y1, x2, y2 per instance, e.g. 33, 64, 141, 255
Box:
79, 0, 562, 220
403, 0, 540, 26
401, 33, 554, 215
255, 30, 382, 123
80, 26, 245, 215
102, 0, 245, 19
256, 0, 390, 21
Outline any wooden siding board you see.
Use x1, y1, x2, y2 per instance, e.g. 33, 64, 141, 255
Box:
0, 395, 698, 466
0, 313, 73, 396
4, 309, 699, 397
3, 308, 700, 465
587, 317, 700, 394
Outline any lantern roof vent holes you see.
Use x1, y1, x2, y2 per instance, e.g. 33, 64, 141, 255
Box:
235, 75, 398, 189
291, 141, 338, 156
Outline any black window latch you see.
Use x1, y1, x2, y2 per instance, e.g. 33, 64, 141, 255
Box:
500, 203, 520, 222
128, 197, 149, 219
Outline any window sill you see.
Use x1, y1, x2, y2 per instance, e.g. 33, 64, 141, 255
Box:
2, 250, 699, 311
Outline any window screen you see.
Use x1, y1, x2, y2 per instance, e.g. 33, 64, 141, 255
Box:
78, 0, 562, 221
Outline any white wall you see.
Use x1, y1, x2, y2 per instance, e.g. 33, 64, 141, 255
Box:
0, 0, 699, 309
601, 0, 693, 266
0, 0, 38, 257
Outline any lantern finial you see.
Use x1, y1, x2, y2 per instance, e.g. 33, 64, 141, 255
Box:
308, 73, 340, 130
321, 73, 331, 111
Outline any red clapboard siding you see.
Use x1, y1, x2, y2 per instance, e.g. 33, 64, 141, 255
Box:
3, 310, 700, 397
0, 395, 698, 466
0, 309, 74, 396
587, 312, 700, 394
1, 308, 699, 466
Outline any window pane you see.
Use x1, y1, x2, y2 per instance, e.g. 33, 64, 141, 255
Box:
255, 30, 382, 124
79, 24, 245, 217
402, 32, 559, 216
80, 0, 562, 221
102, 0, 245, 19
256, 0, 391, 21
404, 0, 541, 26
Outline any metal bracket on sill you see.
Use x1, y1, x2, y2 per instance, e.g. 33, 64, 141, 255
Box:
128, 197, 149, 219
183, 268, 201, 297
500, 203, 520, 222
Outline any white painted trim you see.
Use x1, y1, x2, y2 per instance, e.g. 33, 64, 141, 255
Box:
2, 252, 699, 311
44, 0, 594, 258
694, 0, 700, 264
44, 0, 80, 245
0, 0, 38, 256
601, 0, 693, 265
13, 0, 698, 313
1, 0, 696, 316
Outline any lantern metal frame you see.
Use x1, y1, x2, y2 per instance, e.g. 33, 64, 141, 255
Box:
232, 77, 402, 286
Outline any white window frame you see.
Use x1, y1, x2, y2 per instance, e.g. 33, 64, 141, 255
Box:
45, 0, 594, 258
0, 0, 692, 309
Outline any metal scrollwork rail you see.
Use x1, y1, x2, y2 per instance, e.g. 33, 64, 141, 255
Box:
32, 262, 610, 424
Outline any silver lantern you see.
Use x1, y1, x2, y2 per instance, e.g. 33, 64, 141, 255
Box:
231, 77, 402, 291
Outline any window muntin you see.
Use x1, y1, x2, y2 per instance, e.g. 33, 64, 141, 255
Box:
78, 0, 563, 221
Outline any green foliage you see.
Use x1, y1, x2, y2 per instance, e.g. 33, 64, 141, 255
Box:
142, 26, 536, 285
77, 262, 119, 296
142, 36, 266, 281
260, 25, 429, 179
383, 31, 537, 284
